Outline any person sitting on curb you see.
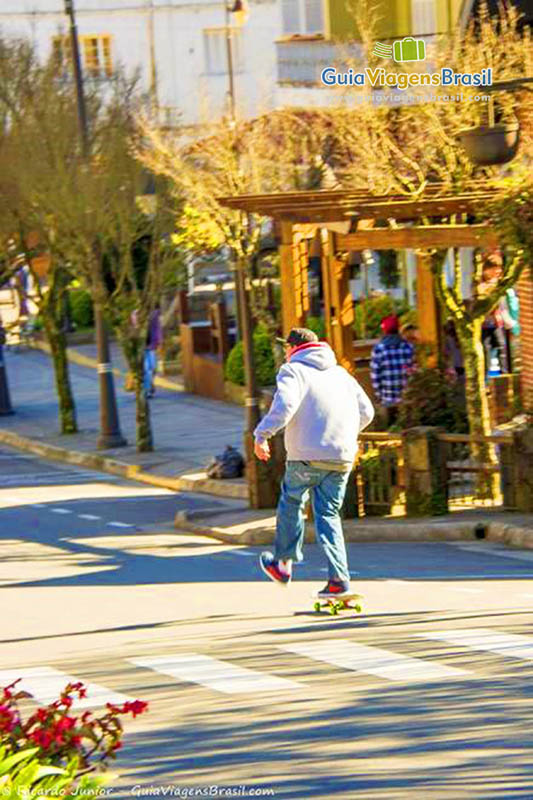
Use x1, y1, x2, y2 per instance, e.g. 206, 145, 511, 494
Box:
253, 327, 374, 601
370, 314, 414, 428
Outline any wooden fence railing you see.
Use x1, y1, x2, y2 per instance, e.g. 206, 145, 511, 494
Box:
353, 430, 516, 517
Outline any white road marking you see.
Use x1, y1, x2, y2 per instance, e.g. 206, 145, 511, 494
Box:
32, 503, 45, 508
50, 508, 72, 515
129, 654, 303, 695
520, 593, 533, 599
107, 522, 134, 529
452, 588, 484, 594
0, 667, 132, 708
279, 639, 469, 682
447, 542, 533, 563
78, 514, 101, 521
418, 629, 533, 662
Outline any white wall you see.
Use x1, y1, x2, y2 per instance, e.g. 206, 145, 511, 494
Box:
0, 0, 280, 124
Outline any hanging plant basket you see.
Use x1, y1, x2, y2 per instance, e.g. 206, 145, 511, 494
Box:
457, 121, 520, 165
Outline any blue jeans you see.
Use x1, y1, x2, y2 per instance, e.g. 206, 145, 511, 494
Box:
274, 461, 351, 583
143, 349, 157, 393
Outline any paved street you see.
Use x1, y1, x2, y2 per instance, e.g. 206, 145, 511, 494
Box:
1, 447, 533, 798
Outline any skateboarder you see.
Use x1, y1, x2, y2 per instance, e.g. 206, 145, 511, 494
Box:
254, 328, 374, 599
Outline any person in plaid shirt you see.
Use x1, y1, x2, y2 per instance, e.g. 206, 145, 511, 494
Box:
371, 314, 414, 426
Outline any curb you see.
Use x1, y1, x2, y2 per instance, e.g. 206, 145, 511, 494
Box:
486, 521, 533, 549
30, 340, 184, 394
174, 512, 533, 548
0, 429, 248, 501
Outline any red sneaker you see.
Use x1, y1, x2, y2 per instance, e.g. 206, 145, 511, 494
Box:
260, 551, 291, 585
317, 580, 351, 599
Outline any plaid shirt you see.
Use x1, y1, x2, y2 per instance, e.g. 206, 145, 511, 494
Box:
370, 335, 414, 406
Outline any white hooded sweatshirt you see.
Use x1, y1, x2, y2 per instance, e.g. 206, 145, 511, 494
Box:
254, 342, 374, 463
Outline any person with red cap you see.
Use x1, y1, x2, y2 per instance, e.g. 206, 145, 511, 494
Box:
254, 327, 374, 599
370, 314, 414, 427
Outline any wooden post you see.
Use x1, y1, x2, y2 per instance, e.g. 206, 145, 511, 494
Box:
176, 290, 189, 324
209, 299, 230, 362
322, 230, 355, 374
280, 221, 307, 334
416, 251, 441, 366
518, 266, 533, 415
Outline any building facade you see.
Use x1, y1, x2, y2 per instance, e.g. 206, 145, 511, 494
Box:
0, 0, 280, 125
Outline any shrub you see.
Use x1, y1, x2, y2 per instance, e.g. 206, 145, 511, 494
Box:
69, 289, 94, 329
0, 747, 113, 799
225, 324, 276, 387
0, 678, 148, 777
354, 295, 408, 339
305, 316, 326, 339
397, 367, 468, 433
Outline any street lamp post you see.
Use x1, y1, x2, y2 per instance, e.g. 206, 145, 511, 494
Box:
64, 0, 126, 449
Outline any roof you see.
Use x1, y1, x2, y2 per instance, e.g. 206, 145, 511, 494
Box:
218, 185, 496, 224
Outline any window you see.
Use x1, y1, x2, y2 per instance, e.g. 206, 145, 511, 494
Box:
52, 35, 72, 73
82, 35, 113, 78
51, 34, 113, 79
411, 0, 437, 35
204, 28, 243, 75
281, 0, 324, 35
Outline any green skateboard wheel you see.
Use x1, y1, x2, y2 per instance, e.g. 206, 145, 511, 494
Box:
314, 601, 321, 613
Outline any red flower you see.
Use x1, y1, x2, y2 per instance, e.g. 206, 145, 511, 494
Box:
111, 741, 122, 751
54, 716, 77, 733
81, 711, 92, 723
0, 704, 18, 732
59, 695, 73, 709
122, 700, 148, 718
30, 729, 53, 749
71, 735, 83, 747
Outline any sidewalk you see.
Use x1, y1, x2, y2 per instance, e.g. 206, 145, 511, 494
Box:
0, 346, 247, 499
174, 503, 533, 548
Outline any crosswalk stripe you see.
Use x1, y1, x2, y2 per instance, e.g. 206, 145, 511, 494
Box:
0, 667, 132, 708
129, 654, 304, 694
418, 629, 533, 662
279, 639, 469, 682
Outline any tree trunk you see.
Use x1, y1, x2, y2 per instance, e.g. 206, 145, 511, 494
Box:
459, 319, 499, 501
43, 317, 77, 435
121, 335, 153, 452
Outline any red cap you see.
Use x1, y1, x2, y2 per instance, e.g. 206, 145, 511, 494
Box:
381, 315, 399, 335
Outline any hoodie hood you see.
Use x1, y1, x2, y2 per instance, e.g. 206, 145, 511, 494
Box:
289, 342, 337, 371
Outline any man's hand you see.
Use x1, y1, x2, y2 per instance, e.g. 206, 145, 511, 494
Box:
254, 439, 271, 462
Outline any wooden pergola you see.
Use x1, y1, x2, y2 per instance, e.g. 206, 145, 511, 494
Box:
219, 185, 499, 373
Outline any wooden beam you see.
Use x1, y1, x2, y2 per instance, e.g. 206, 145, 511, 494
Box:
338, 225, 499, 251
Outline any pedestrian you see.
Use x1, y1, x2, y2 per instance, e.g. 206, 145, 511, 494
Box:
144, 304, 162, 398
479, 252, 515, 376
444, 320, 464, 379
254, 327, 374, 600
370, 314, 414, 427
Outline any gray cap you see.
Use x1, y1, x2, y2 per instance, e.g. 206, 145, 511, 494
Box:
276, 327, 319, 347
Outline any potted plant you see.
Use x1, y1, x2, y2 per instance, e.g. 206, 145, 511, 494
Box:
457, 120, 520, 165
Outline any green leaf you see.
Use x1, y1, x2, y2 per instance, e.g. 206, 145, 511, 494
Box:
0, 748, 39, 776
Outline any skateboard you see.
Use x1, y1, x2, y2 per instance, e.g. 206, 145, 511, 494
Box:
312, 591, 364, 616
